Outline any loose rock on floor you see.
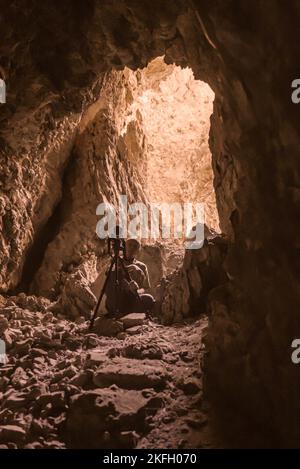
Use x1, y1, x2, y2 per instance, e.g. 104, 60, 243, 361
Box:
0, 296, 221, 449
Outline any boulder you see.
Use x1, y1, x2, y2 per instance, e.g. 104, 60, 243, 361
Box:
64, 388, 161, 448
92, 357, 168, 390
120, 313, 146, 329
93, 317, 123, 337
85, 350, 107, 367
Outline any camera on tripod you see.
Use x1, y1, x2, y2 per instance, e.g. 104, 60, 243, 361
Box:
89, 225, 136, 329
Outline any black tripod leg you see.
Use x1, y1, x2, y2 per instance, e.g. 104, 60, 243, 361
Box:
115, 254, 119, 315
89, 258, 115, 330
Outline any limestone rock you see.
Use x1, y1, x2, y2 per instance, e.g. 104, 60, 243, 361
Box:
93, 358, 168, 390
65, 388, 161, 448
93, 317, 124, 337
58, 271, 97, 320
120, 313, 146, 329
85, 350, 108, 367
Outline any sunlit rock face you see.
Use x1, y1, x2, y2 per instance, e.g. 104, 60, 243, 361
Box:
1, 0, 300, 446
125, 57, 219, 232
31, 70, 149, 299
0, 69, 98, 293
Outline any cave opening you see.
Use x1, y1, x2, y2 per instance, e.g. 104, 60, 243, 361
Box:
120, 57, 220, 274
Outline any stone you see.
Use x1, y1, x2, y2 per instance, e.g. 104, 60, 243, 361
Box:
116, 332, 127, 340
64, 388, 161, 448
92, 357, 168, 390
125, 326, 142, 335
179, 378, 201, 396
14, 339, 33, 356
120, 313, 146, 329
50, 366, 77, 384
93, 318, 123, 337
11, 367, 28, 387
35, 392, 66, 410
85, 350, 107, 367
82, 334, 100, 349
69, 372, 91, 388
0, 425, 26, 443
52, 271, 99, 320
122, 343, 163, 360
30, 348, 49, 357
4, 393, 28, 410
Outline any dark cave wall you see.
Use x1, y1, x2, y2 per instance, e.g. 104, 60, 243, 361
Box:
197, 1, 300, 445
1, 0, 300, 444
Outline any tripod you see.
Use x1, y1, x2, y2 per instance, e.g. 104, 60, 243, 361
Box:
89, 233, 137, 330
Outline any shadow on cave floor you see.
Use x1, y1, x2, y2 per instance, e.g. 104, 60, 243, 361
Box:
207, 400, 279, 449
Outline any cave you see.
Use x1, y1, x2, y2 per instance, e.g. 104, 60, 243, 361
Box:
0, 0, 300, 451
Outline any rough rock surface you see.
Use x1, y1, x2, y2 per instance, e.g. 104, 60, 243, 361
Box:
159, 232, 227, 324
30, 70, 149, 299
65, 388, 158, 449
92, 358, 168, 390
0, 295, 223, 449
120, 313, 146, 329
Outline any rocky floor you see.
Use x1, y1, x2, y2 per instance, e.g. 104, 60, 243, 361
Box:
0, 294, 222, 449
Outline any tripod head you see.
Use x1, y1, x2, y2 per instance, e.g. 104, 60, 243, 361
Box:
107, 225, 126, 258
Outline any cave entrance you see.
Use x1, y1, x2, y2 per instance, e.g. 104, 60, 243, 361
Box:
122, 57, 219, 273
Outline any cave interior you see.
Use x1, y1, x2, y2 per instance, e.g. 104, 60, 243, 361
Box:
0, 0, 300, 449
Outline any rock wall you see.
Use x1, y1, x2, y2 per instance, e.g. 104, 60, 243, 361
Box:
1, 0, 300, 444
0, 65, 102, 293
159, 229, 227, 324
194, 1, 300, 446
31, 69, 149, 318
